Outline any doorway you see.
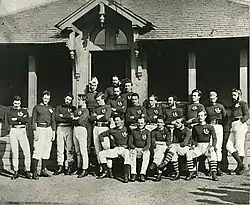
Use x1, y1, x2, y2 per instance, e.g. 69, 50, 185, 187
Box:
91, 50, 131, 92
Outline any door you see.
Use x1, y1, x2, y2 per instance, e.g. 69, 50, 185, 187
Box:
91, 50, 131, 92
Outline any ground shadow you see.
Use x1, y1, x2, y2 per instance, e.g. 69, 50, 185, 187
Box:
191, 185, 249, 204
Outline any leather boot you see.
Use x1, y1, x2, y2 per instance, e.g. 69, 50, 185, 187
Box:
185, 171, 196, 181
108, 168, 114, 178
40, 159, 51, 177
32, 159, 39, 180
211, 171, 218, 181
130, 174, 136, 182
154, 173, 162, 182
232, 152, 244, 175
171, 173, 180, 181
97, 163, 108, 179
236, 156, 246, 175
77, 169, 88, 178
139, 174, 145, 182
25, 171, 32, 179
11, 171, 18, 180
217, 161, 223, 176
123, 165, 130, 183
53, 165, 63, 175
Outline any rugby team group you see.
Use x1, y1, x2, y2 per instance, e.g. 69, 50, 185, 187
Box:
4, 75, 249, 183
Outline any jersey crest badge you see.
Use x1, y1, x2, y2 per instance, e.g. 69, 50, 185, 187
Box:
78, 110, 82, 116
172, 111, 178, 117
122, 132, 128, 138
214, 108, 221, 114
118, 101, 123, 107
101, 108, 106, 114
235, 103, 240, 108
137, 109, 142, 115
17, 111, 23, 117
203, 128, 209, 135
154, 109, 159, 115
49, 108, 53, 113
142, 134, 147, 140
68, 108, 72, 113
162, 134, 166, 139
192, 106, 197, 111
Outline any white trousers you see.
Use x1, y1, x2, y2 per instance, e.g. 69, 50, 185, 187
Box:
169, 143, 190, 162
153, 142, 168, 165
9, 128, 31, 171
56, 126, 74, 167
226, 120, 248, 157
130, 148, 150, 175
212, 124, 223, 161
186, 143, 217, 162
93, 126, 109, 163
99, 147, 130, 168
73, 126, 89, 169
33, 127, 52, 160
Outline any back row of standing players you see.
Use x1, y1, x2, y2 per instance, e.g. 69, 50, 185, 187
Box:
6, 75, 249, 183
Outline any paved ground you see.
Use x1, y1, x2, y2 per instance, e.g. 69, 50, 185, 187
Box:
0, 170, 249, 205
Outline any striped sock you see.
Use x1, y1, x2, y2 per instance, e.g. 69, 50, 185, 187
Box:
173, 161, 179, 174
163, 152, 174, 164
187, 160, 195, 171
210, 161, 217, 172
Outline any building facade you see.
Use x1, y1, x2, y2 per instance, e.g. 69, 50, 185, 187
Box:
0, 0, 249, 168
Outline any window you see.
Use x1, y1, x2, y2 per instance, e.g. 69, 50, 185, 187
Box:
94, 29, 106, 45
115, 29, 128, 45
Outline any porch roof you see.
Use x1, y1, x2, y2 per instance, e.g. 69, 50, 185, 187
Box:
0, 0, 248, 43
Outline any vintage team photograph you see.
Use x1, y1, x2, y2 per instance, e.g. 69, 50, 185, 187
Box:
0, 0, 249, 204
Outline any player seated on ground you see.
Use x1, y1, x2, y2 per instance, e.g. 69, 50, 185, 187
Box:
97, 115, 130, 183
158, 117, 192, 181
149, 116, 171, 182
129, 117, 151, 182
185, 110, 218, 181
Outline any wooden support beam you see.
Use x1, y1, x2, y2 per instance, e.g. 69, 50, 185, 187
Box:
188, 52, 196, 95
240, 49, 248, 102
28, 55, 37, 114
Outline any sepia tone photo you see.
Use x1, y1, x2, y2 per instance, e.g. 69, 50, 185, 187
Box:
0, 0, 249, 204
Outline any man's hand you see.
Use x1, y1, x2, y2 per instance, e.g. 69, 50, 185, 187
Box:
186, 118, 194, 124
96, 114, 104, 120
51, 131, 55, 141
111, 108, 116, 112
59, 114, 63, 118
34, 131, 39, 141
130, 116, 135, 119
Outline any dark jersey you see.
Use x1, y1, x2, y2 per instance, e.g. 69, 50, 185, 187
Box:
107, 96, 127, 117
185, 103, 205, 123
231, 100, 249, 123
32, 103, 56, 131
206, 103, 226, 123
163, 107, 184, 125
99, 126, 129, 148
128, 128, 151, 151
151, 127, 171, 146
192, 123, 217, 147
172, 127, 192, 146
73, 108, 89, 127
90, 104, 111, 122
7, 108, 29, 126
146, 106, 162, 123
55, 104, 76, 124
125, 106, 147, 125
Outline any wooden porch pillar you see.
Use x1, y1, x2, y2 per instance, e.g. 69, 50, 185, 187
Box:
240, 49, 248, 102
28, 55, 37, 114
188, 52, 196, 95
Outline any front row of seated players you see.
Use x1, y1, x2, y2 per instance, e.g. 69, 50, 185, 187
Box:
153, 110, 219, 181
96, 111, 220, 183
